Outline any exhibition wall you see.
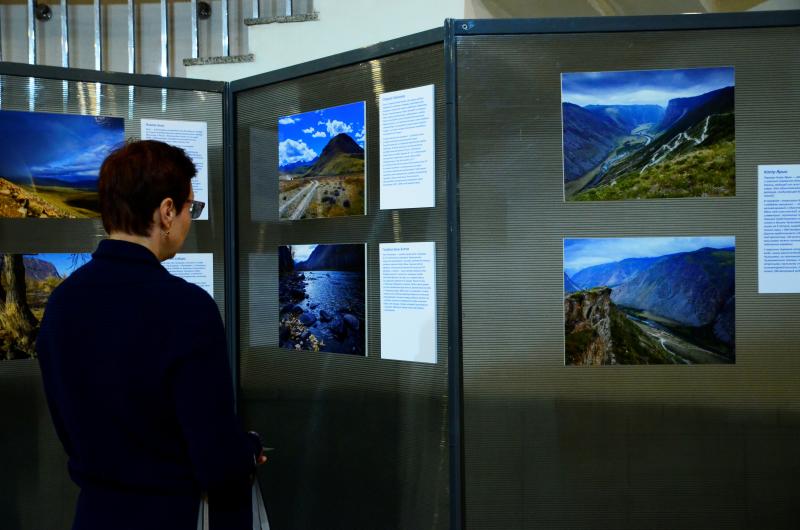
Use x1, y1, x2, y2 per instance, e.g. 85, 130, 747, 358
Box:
3, 11, 800, 530
0, 65, 227, 527
233, 31, 450, 529
454, 12, 800, 530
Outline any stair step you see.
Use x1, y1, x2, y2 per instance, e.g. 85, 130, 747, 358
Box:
182, 53, 255, 67
244, 11, 318, 26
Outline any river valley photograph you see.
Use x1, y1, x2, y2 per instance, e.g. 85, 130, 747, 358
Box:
564, 237, 735, 365
279, 244, 366, 356
562, 66, 735, 201
278, 102, 366, 221
0, 110, 124, 218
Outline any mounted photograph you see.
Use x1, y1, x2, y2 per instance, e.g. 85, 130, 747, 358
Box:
0, 110, 124, 218
278, 101, 366, 220
562, 67, 735, 201
1, 253, 89, 360
564, 237, 735, 365
279, 243, 366, 356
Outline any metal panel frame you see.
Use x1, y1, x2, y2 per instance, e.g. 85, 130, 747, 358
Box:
448, 9, 800, 530
230, 27, 444, 93
452, 9, 800, 36
4, 11, 796, 528
228, 26, 447, 409
0, 62, 224, 92
229, 24, 451, 527
222, 81, 239, 400
444, 18, 464, 530
0, 61, 231, 375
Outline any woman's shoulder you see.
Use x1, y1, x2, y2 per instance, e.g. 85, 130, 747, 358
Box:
162, 274, 219, 315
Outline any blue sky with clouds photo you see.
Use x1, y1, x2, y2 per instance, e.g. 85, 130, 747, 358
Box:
278, 101, 365, 169
562, 67, 735, 108
564, 236, 735, 276
0, 110, 123, 184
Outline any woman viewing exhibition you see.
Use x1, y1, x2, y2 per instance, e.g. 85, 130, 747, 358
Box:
37, 140, 265, 530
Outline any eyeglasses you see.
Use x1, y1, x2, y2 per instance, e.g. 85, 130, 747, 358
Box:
186, 200, 205, 220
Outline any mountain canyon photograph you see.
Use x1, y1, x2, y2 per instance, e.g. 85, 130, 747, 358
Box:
564, 237, 735, 365
562, 66, 735, 201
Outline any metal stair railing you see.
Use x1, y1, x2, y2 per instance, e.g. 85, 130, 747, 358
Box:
3, 0, 305, 76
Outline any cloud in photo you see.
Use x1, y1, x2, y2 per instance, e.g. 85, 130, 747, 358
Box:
278, 101, 365, 169
354, 125, 366, 147
320, 119, 353, 137
279, 138, 318, 167
29, 142, 118, 180
562, 67, 735, 108
0, 110, 124, 183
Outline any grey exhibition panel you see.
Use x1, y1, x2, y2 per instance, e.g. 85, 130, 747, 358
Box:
232, 34, 451, 529
0, 64, 227, 528
453, 12, 800, 530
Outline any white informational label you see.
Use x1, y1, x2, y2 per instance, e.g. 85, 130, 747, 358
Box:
379, 85, 435, 210
163, 253, 214, 298
758, 164, 800, 293
141, 118, 209, 220
379, 242, 437, 363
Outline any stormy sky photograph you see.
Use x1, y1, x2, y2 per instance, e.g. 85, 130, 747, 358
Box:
562, 66, 735, 107
0, 110, 124, 185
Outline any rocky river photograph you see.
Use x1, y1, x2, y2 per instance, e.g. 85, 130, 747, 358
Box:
279, 243, 366, 356
562, 66, 735, 201
564, 237, 735, 365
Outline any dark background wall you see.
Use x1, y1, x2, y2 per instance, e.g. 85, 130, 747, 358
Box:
234, 43, 450, 530
0, 73, 226, 528
456, 25, 800, 529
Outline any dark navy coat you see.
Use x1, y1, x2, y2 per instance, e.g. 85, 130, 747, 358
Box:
37, 239, 259, 530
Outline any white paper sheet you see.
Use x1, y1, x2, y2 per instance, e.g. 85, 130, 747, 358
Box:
758, 164, 800, 293
163, 253, 214, 298
379, 242, 436, 363
379, 85, 435, 210
141, 118, 209, 220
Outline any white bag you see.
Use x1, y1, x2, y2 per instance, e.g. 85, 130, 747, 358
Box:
251, 479, 270, 530
197, 480, 270, 530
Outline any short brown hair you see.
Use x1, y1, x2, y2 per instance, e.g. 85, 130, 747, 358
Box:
99, 140, 196, 236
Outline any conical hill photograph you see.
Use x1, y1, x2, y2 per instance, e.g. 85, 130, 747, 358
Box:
278, 101, 366, 220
